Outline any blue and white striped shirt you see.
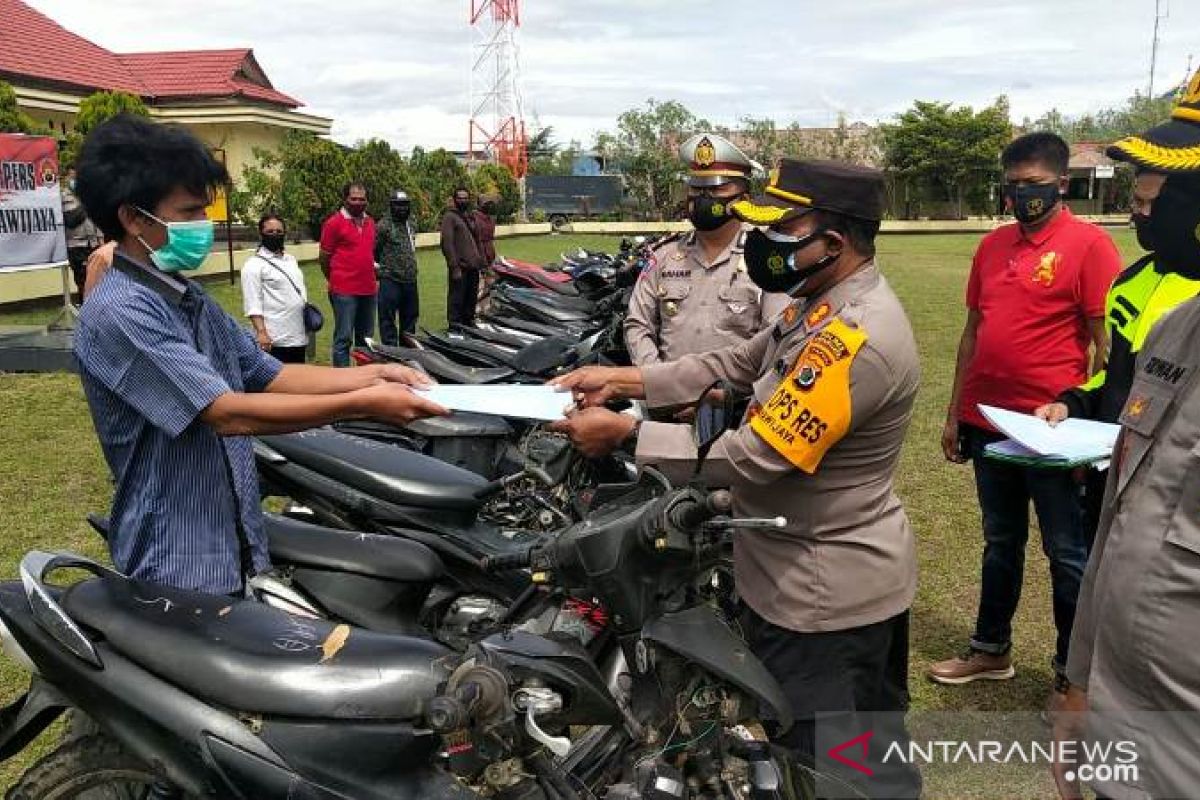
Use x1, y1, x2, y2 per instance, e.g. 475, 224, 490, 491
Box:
75, 252, 282, 593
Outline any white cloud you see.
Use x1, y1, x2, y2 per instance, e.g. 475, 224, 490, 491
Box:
22, 0, 1200, 153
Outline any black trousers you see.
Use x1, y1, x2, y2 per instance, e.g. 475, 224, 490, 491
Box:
270, 345, 307, 364
67, 246, 92, 303
1081, 467, 1107, 553
447, 270, 480, 327
742, 608, 922, 799
378, 277, 420, 343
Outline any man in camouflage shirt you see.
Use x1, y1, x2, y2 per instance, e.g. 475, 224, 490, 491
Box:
375, 190, 420, 342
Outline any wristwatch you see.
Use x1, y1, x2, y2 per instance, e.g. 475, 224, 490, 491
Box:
625, 418, 643, 445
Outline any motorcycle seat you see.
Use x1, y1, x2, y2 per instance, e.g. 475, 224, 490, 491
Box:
263, 513, 444, 584
480, 313, 577, 340
337, 413, 512, 441
504, 287, 597, 316
260, 428, 488, 512
62, 576, 450, 719
521, 271, 580, 296
377, 345, 516, 384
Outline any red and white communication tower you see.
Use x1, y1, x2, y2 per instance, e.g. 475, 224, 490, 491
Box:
468, 0, 528, 178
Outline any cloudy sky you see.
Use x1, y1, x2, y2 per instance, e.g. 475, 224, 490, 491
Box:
27, 0, 1200, 153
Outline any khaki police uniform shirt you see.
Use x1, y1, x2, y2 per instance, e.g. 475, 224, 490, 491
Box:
635, 264, 920, 633
624, 228, 790, 366
1066, 295, 1200, 799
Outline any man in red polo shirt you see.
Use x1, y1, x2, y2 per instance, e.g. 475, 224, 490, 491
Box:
320, 182, 377, 366
930, 133, 1121, 707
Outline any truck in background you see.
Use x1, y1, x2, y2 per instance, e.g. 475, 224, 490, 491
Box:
524, 175, 624, 229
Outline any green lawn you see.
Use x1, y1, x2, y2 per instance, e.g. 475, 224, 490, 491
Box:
0, 229, 1141, 795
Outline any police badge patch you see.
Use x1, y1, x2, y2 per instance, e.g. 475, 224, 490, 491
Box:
793, 363, 821, 391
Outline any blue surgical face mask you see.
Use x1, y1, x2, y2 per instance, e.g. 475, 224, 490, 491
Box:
135, 207, 214, 272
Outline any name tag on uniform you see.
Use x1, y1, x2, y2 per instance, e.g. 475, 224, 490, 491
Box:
750, 318, 867, 474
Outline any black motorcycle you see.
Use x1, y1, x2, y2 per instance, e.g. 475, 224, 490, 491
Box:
0, 396, 793, 800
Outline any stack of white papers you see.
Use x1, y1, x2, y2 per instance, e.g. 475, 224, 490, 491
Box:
416, 384, 571, 422
978, 404, 1120, 467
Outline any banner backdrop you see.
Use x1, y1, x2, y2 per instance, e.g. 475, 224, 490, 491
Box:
0, 134, 67, 270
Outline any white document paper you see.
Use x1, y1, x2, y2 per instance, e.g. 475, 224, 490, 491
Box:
978, 404, 1120, 461
416, 384, 571, 422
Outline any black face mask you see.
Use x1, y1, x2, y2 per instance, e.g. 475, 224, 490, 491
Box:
261, 233, 285, 252
391, 204, 411, 222
1005, 183, 1060, 224
1132, 212, 1156, 253
688, 194, 738, 232
455, 200, 472, 213
744, 227, 837, 296
1147, 177, 1200, 275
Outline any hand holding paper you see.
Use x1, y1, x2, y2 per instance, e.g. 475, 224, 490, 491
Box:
415, 384, 572, 421
978, 404, 1120, 466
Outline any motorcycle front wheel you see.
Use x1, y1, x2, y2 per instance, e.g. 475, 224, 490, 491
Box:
6, 734, 194, 800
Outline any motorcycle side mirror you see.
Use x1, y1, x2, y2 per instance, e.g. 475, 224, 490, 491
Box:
692, 380, 736, 472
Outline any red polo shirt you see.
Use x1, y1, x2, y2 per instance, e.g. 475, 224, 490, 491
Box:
319, 209, 377, 296
958, 208, 1121, 429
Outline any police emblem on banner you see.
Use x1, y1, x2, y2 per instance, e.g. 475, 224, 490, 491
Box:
794, 363, 821, 391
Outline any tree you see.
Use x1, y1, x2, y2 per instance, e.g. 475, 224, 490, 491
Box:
408, 148, 471, 230
736, 116, 791, 171
61, 90, 149, 166
1027, 92, 1176, 143
880, 97, 1012, 219
470, 162, 520, 222
526, 125, 561, 175
347, 138, 413, 221
0, 80, 47, 135
594, 99, 711, 218
233, 130, 351, 238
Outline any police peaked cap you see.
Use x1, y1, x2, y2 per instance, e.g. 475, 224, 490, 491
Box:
730, 159, 886, 225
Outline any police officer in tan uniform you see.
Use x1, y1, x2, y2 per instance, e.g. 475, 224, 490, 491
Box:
553, 160, 922, 798
625, 133, 789, 366
1052, 75, 1200, 800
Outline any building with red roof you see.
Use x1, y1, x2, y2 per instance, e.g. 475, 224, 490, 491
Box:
1, 0, 331, 185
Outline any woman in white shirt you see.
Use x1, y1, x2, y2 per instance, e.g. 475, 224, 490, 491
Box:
241, 214, 309, 363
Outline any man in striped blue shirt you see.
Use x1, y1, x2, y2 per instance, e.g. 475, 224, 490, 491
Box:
73, 115, 447, 595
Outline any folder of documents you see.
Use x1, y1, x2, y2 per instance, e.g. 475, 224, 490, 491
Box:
977, 404, 1120, 469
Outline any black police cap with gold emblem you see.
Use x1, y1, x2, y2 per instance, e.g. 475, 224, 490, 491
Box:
729, 158, 885, 226
1108, 67, 1200, 173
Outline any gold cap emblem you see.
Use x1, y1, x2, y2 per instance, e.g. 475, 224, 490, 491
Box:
694, 137, 716, 168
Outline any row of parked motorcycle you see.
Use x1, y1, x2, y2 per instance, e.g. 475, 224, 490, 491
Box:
0, 239, 816, 800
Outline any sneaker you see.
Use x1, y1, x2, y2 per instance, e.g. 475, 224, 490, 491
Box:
928, 648, 1015, 685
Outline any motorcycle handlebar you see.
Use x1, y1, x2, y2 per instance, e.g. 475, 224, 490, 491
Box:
480, 548, 534, 572
666, 489, 733, 531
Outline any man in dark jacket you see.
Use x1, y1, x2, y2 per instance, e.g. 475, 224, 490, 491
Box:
475, 198, 498, 264
439, 186, 487, 326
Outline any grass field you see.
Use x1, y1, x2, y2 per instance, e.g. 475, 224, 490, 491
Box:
0, 229, 1142, 795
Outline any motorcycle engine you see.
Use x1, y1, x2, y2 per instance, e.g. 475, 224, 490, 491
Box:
435, 595, 508, 651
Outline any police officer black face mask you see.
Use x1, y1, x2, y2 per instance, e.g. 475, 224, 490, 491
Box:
1146, 177, 1200, 275
1004, 183, 1060, 225
688, 194, 739, 232
744, 227, 837, 296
